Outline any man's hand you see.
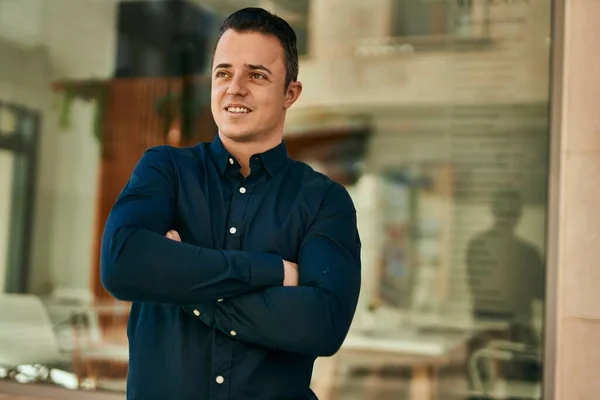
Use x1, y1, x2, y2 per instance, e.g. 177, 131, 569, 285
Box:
167, 230, 297, 287
166, 230, 181, 242
283, 260, 298, 287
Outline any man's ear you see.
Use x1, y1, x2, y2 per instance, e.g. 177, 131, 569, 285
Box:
284, 81, 303, 109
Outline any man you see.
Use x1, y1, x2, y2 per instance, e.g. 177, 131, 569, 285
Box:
466, 190, 544, 324
101, 7, 361, 400
466, 190, 544, 383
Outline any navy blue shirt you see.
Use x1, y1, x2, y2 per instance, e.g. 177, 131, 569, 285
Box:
100, 137, 362, 400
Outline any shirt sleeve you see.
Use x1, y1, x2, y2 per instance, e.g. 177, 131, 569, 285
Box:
204, 183, 362, 357
100, 146, 284, 305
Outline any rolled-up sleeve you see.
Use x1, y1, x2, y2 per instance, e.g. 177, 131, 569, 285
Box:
208, 183, 361, 357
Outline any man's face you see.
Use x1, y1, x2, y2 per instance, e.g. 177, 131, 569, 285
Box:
211, 30, 301, 144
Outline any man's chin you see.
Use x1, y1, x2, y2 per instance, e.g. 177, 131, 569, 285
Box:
220, 129, 256, 143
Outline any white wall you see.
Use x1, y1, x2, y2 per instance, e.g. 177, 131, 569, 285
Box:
42, 0, 118, 81
36, 0, 116, 299
0, 0, 43, 49
46, 100, 101, 300
0, 0, 117, 299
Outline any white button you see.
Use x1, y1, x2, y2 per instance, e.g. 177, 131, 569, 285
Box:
239, 187, 246, 194
217, 299, 224, 302
230, 330, 237, 336
193, 309, 200, 316
216, 375, 224, 384
228, 158, 234, 165
229, 227, 237, 234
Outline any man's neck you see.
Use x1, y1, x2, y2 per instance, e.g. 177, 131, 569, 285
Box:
219, 132, 282, 177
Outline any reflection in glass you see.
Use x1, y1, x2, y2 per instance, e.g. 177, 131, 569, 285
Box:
466, 190, 543, 392
267, 0, 310, 56
0, 0, 551, 397
391, 0, 474, 36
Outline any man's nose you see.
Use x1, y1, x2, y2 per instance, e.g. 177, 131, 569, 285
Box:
227, 75, 248, 96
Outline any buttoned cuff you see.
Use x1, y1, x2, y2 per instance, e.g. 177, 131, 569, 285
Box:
248, 252, 284, 287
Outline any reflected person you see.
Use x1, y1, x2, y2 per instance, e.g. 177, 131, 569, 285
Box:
466, 190, 544, 381
100, 8, 361, 400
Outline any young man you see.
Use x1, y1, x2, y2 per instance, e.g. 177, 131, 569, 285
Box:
100, 7, 361, 400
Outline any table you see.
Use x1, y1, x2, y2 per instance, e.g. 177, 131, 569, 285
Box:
313, 330, 470, 400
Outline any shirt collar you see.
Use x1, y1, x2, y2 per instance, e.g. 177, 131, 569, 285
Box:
208, 135, 289, 177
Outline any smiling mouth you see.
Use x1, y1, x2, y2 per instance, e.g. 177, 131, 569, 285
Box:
226, 106, 251, 114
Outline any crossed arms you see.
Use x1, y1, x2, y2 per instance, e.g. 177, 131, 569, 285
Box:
100, 146, 362, 357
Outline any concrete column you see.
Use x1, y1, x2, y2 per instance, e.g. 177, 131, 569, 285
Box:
548, 0, 600, 397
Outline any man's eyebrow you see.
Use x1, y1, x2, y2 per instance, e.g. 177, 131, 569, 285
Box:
213, 63, 232, 71
246, 64, 272, 75
213, 63, 273, 75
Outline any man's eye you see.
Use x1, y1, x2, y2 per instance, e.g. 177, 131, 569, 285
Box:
252, 73, 266, 80
215, 71, 228, 78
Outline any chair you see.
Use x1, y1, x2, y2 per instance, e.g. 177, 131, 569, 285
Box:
0, 293, 69, 367
468, 340, 541, 399
69, 301, 129, 392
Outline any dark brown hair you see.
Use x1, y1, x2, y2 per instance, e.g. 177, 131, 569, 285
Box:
217, 7, 299, 90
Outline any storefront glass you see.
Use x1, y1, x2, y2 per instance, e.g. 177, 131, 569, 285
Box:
0, 0, 551, 398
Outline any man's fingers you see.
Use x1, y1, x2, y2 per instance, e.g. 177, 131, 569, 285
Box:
166, 230, 181, 242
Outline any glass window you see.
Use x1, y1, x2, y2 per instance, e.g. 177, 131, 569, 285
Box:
267, 0, 311, 56
0, 0, 551, 397
391, 0, 468, 36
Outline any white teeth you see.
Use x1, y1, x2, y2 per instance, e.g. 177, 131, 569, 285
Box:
227, 107, 250, 113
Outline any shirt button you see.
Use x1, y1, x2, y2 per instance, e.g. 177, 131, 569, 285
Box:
228, 158, 234, 165
193, 309, 200, 317
217, 299, 224, 302
239, 187, 246, 194
230, 330, 237, 336
216, 375, 224, 384
229, 227, 237, 234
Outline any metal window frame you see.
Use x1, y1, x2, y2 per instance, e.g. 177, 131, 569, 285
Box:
542, 0, 566, 397
0, 101, 40, 293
